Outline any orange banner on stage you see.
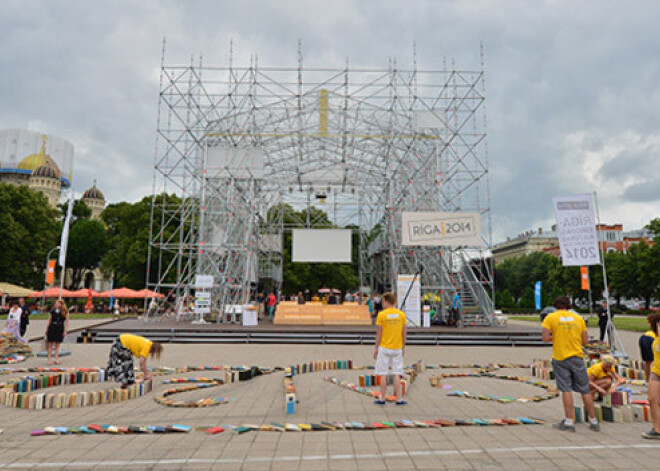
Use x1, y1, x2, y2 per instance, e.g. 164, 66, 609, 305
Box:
46, 260, 56, 285
580, 266, 590, 290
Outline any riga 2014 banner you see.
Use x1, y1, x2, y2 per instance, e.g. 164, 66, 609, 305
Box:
552, 193, 601, 266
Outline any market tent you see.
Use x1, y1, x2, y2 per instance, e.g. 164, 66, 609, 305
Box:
28, 287, 76, 298
98, 287, 141, 298
134, 289, 165, 298
68, 288, 103, 298
0, 282, 33, 297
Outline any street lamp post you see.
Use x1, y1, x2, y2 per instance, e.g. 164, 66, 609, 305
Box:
42, 246, 60, 310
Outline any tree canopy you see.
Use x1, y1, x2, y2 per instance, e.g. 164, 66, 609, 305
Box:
101, 193, 184, 288
495, 223, 660, 309
0, 183, 60, 289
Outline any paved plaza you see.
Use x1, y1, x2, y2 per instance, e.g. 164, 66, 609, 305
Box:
1, 321, 658, 470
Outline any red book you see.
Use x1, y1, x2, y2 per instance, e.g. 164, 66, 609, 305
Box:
632, 399, 650, 405
205, 427, 224, 434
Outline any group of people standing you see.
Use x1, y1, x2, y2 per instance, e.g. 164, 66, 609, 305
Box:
3, 297, 70, 365
542, 295, 660, 439
3, 297, 30, 343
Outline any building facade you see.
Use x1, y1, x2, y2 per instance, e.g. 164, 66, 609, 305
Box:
494, 224, 654, 264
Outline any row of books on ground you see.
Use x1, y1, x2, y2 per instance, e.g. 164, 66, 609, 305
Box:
31, 417, 546, 437
1, 380, 152, 409
575, 400, 652, 424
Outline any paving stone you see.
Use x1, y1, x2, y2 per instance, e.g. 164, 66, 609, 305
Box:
0, 333, 657, 470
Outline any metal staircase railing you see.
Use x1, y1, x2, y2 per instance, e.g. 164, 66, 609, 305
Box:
457, 252, 495, 326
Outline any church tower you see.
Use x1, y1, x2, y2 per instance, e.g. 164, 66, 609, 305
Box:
81, 180, 106, 219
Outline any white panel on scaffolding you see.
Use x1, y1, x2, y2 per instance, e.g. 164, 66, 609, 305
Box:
292, 229, 352, 263
401, 212, 482, 247
207, 145, 265, 180
209, 221, 226, 255
413, 110, 446, 130
247, 252, 258, 283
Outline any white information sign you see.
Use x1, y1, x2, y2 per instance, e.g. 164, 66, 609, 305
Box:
396, 274, 422, 327
195, 275, 214, 289
552, 193, 601, 266
401, 212, 482, 247
194, 292, 211, 311
242, 305, 258, 326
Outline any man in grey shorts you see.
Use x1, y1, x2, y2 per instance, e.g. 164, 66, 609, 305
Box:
542, 296, 599, 432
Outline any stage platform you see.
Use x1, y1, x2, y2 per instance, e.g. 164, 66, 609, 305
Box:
77, 317, 546, 347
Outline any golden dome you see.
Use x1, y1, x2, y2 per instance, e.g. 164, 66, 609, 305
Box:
17, 135, 62, 175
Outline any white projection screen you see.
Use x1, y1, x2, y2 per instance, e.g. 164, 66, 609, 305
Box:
292, 229, 352, 263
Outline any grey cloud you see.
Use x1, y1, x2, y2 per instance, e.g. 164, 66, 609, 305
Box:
599, 148, 660, 183
2, 0, 660, 238
623, 180, 660, 203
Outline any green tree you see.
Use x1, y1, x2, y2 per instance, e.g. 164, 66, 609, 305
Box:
495, 252, 557, 306
66, 218, 109, 288
101, 194, 185, 288
646, 218, 660, 239
0, 183, 60, 288
60, 199, 92, 221
627, 241, 660, 309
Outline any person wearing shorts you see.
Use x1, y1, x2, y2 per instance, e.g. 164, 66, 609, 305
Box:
639, 329, 656, 382
373, 292, 406, 405
542, 296, 598, 432
643, 313, 660, 439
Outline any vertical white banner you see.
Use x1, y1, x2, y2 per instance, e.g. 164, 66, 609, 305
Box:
552, 193, 601, 266
396, 274, 421, 326
58, 190, 74, 268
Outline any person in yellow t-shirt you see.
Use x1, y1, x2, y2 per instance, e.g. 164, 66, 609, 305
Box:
643, 313, 660, 439
542, 296, 598, 432
587, 355, 624, 400
373, 292, 406, 405
107, 333, 163, 388
639, 329, 657, 382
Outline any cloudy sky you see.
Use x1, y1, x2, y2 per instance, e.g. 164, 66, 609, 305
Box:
1, 0, 659, 242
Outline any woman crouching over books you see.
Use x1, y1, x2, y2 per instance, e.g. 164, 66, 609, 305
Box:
107, 333, 163, 388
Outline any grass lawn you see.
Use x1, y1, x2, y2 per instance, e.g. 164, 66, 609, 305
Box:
512, 315, 650, 332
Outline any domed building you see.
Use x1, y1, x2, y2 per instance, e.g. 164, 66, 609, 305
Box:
0, 129, 106, 215
0, 132, 71, 207
81, 180, 106, 219
28, 162, 62, 207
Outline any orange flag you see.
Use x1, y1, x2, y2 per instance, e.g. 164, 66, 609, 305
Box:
46, 260, 56, 285
580, 266, 590, 290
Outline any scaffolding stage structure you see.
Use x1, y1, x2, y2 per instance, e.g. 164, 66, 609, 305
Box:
148, 42, 495, 325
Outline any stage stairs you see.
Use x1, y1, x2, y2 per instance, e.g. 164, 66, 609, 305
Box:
77, 324, 545, 347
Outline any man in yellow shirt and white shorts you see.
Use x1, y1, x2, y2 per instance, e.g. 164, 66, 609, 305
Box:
373, 292, 407, 405
542, 296, 599, 432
